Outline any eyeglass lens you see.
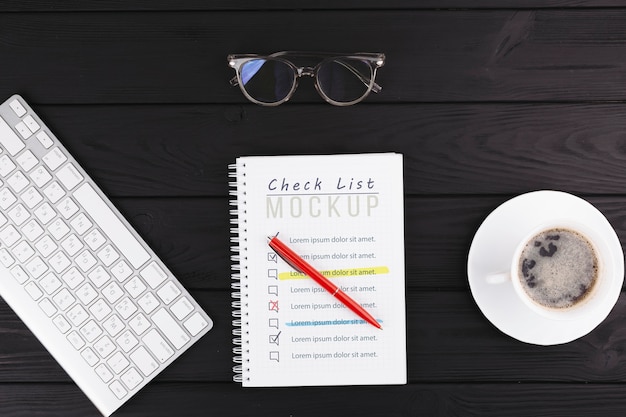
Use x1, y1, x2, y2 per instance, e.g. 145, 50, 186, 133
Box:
316, 58, 373, 103
240, 59, 295, 104
239, 57, 375, 104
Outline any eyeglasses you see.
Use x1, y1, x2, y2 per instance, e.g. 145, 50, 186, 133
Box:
227, 51, 385, 106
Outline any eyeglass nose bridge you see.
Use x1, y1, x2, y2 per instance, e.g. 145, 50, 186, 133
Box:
296, 67, 316, 78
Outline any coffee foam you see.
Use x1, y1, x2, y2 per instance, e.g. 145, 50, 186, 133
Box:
518, 228, 598, 309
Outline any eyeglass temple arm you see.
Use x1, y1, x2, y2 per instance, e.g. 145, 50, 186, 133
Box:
334, 60, 382, 93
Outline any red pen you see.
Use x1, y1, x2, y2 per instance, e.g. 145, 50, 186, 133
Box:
268, 234, 382, 330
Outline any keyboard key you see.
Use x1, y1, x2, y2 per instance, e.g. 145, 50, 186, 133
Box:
76, 250, 97, 272
107, 351, 130, 375
0, 116, 25, 155
79, 319, 102, 342
26, 256, 48, 278
38, 298, 57, 317
35, 235, 58, 257
43, 181, 66, 203
22, 186, 43, 209
95, 363, 114, 383
8, 99, 26, 117
23, 115, 40, 133
109, 381, 127, 400
8, 203, 29, 226
121, 367, 142, 390
7, 171, 29, 193
39, 272, 62, 295
0, 248, 15, 267
171, 297, 194, 320
61, 266, 84, 289
152, 308, 190, 349
16, 150, 38, 172
56, 163, 83, 190
86, 229, 106, 250
0, 224, 21, 246
129, 313, 150, 335
23, 219, 44, 241
52, 288, 76, 311
125, 276, 147, 299
42, 147, 67, 171
103, 281, 124, 304
88, 265, 111, 288
184, 312, 210, 337
35, 131, 53, 148
138, 292, 158, 314
116, 330, 138, 353
70, 213, 92, 235
12, 240, 35, 262
58, 196, 79, 219
143, 329, 174, 363
157, 282, 181, 305
30, 166, 52, 187
15, 121, 31, 139
103, 314, 124, 337
24, 282, 43, 300
49, 218, 70, 240
0, 211, 7, 227
130, 346, 158, 376
112, 260, 132, 282
10, 265, 28, 284
61, 233, 83, 256
140, 262, 167, 289
67, 304, 89, 327
115, 297, 137, 319
74, 183, 150, 268
34, 202, 56, 224
67, 331, 85, 350
0, 188, 17, 210
81, 347, 99, 366
89, 298, 112, 321
50, 251, 71, 273
77, 282, 98, 305
0, 155, 16, 177
94, 335, 116, 358
98, 244, 119, 267
52, 315, 71, 334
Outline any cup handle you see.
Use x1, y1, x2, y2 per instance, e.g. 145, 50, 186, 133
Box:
485, 271, 511, 284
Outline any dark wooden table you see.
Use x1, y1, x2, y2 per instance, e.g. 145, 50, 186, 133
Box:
3, 1, 626, 416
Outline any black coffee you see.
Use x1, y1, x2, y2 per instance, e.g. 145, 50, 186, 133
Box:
518, 228, 598, 309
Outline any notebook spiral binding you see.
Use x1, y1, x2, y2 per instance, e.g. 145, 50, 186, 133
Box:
229, 163, 247, 383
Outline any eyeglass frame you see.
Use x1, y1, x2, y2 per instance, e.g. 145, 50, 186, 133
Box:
227, 51, 385, 106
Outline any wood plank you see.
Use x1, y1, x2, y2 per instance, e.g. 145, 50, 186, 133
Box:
2, 381, 626, 417
4, 1, 626, 12
106, 195, 626, 290
24, 104, 626, 197
1, 290, 625, 383
4, 11, 626, 102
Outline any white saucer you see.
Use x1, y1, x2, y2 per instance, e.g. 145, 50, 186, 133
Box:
467, 190, 624, 345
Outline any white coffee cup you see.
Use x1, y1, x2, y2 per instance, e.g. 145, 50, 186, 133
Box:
487, 219, 617, 321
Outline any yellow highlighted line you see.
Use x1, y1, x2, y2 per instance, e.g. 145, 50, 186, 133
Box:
278, 266, 389, 280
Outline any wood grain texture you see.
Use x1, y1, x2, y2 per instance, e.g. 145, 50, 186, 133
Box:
4, 11, 626, 103
4, 1, 626, 12
3, 382, 626, 417
2, 290, 626, 385
18, 103, 626, 197
106, 195, 626, 290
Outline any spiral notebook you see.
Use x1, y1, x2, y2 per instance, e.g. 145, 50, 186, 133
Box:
229, 153, 406, 387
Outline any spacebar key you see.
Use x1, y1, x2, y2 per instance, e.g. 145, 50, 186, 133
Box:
73, 183, 150, 268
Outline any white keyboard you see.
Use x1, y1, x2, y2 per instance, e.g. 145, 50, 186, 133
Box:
0, 95, 213, 416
